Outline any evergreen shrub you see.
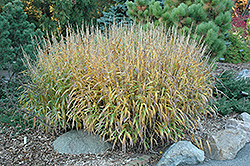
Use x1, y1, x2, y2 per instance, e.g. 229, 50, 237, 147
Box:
21, 0, 115, 38
38, 0, 99, 37
126, 0, 233, 58
0, 0, 42, 115
213, 70, 250, 115
222, 3, 250, 63
0, 0, 43, 73
223, 29, 250, 63
97, 0, 132, 30
21, 22, 215, 151
0, 0, 114, 39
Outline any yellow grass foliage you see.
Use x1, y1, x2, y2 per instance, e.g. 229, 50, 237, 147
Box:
21, 22, 215, 152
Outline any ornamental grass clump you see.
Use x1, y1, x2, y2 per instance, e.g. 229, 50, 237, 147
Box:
21, 22, 215, 151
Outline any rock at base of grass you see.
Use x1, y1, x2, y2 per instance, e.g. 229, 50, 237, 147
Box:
225, 118, 250, 142
239, 112, 250, 123
53, 129, 112, 155
204, 129, 247, 160
156, 141, 205, 166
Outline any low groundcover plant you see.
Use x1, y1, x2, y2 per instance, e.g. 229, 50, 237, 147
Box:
213, 70, 250, 115
20, 22, 215, 152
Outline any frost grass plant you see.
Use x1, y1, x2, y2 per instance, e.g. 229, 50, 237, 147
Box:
21, 22, 215, 152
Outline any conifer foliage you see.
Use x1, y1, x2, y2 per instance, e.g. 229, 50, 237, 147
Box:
97, 0, 132, 30
39, 0, 98, 36
126, 0, 234, 57
213, 70, 250, 115
0, 15, 11, 70
0, 0, 42, 73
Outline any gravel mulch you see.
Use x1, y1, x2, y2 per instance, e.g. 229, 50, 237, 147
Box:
1, 62, 250, 166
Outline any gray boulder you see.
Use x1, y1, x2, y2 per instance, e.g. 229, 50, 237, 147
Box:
204, 129, 247, 160
156, 141, 205, 166
225, 118, 250, 142
239, 112, 250, 123
53, 129, 112, 155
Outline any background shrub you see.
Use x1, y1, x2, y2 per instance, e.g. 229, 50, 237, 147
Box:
231, 8, 249, 39
126, 0, 233, 58
0, 0, 43, 73
37, 0, 100, 37
97, 0, 132, 30
223, 29, 250, 63
21, 22, 214, 151
221, 1, 250, 63
0, 0, 116, 39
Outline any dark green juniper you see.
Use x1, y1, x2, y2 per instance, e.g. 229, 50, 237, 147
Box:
213, 70, 250, 115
